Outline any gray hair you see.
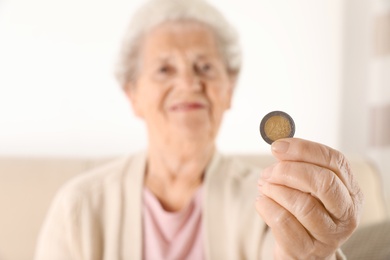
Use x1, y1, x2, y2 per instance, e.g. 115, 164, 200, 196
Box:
115, 0, 242, 89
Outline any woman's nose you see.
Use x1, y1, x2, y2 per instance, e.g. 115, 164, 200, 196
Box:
177, 70, 202, 91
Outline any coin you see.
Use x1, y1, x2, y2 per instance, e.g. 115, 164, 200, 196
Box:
259, 111, 295, 144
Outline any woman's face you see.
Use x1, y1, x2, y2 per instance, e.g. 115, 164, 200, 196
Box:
126, 21, 235, 146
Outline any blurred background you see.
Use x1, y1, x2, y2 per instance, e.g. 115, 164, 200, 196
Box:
0, 0, 390, 259
0, 0, 389, 209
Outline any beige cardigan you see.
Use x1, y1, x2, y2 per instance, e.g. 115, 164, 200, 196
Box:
34, 152, 344, 259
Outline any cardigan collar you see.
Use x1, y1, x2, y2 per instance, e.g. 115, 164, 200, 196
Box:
121, 150, 225, 260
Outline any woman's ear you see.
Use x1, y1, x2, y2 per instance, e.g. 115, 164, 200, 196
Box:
124, 83, 143, 118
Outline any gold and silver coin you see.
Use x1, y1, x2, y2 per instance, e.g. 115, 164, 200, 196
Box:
260, 111, 295, 144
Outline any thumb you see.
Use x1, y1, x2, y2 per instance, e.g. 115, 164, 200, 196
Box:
270, 138, 294, 161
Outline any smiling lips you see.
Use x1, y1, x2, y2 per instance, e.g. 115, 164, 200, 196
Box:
169, 102, 207, 111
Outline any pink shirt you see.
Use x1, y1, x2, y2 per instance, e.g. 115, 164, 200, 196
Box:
142, 186, 204, 260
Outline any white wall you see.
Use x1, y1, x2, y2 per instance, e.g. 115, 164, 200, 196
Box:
367, 0, 390, 211
0, 0, 343, 157
340, 0, 390, 210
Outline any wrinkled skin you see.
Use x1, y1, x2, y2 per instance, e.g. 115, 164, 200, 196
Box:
256, 138, 364, 259
126, 18, 364, 258
126, 21, 235, 211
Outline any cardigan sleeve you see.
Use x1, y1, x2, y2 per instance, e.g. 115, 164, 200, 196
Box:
34, 188, 80, 260
34, 186, 94, 260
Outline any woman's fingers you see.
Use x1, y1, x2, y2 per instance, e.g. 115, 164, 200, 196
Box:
255, 192, 313, 258
255, 138, 364, 258
255, 190, 333, 259
270, 138, 364, 221
259, 161, 352, 220
271, 138, 361, 198
258, 181, 339, 240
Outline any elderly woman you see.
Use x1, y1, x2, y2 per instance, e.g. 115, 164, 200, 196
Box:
35, 0, 363, 259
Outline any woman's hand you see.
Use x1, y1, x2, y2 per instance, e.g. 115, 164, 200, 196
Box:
255, 138, 364, 259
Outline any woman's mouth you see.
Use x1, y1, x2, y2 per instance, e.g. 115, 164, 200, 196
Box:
169, 102, 206, 112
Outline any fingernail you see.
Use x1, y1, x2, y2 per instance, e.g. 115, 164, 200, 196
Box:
261, 164, 274, 179
272, 140, 290, 153
256, 194, 263, 201
256, 190, 264, 200
257, 178, 265, 186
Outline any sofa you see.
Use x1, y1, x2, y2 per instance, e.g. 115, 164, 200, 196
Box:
0, 154, 389, 260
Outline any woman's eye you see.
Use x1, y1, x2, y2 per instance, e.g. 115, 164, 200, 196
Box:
201, 64, 211, 72
153, 64, 176, 80
196, 63, 213, 74
158, 66, 170, 74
